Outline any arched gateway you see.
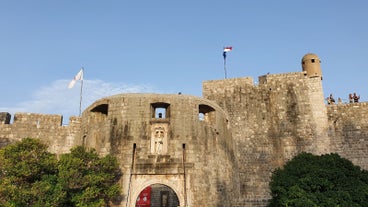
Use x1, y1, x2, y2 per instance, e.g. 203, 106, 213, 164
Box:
128, 175, 185, 207
81, 94, 236, 206
135, 184, 179, 207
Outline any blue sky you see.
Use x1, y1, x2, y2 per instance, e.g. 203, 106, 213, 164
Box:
1, 1, 367, 124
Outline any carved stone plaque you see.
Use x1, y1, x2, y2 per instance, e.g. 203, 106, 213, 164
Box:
150, 123, 168, 154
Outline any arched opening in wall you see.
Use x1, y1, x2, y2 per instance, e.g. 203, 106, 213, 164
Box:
135, 184, 179, 207
86, 103, 109, 151
151, 102, 170, 119
198, 104, 216, 124
90, 104, 108, 115
198, 112, 205, 121
89, 104, 109, 122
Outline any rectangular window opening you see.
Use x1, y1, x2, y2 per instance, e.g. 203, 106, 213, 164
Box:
151, 103, 170, 119
155, 107, 166, 118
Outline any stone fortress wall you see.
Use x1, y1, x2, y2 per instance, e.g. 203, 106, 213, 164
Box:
0, 53, 368, 207
79, 94, 239, 207
203, 72, 329, 206
0, 112, 81, 154
327, 103, 368, 170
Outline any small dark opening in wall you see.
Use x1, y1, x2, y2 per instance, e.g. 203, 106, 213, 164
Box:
133, 143, 136, 149
311, 59, 315, 63
91, 104, 108, 115
198, 104, 215, 123
182, 143, 186, 149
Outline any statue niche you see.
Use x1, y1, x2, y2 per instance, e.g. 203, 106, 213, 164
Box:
151, 125, 168, 155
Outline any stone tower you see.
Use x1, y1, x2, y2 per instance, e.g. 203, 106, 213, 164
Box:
302, 53, 322, 79
301, 53, 330, 155
79, 94, 238, 207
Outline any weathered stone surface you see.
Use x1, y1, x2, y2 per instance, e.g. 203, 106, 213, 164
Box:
1, 54, 367, 207
203, 72, 329, 205
0, 112, 10, 124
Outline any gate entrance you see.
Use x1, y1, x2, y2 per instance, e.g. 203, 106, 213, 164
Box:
136, 184, 180, 207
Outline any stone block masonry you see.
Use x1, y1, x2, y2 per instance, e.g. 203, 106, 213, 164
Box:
203, 71, 331, 204
0, 112, 11, 124
0, 113, 81, 154
327, 102, 368, 169
1, 54, 368, 206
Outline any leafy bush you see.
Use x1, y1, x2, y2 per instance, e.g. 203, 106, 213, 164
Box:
268, 152, 368, 207
0, 138, 121, 207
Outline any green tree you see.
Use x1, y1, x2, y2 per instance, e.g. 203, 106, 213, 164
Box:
268, 152, 368, 207
0, 138, 62, 206
57, 146, 121, 207
0, 138, 121, 207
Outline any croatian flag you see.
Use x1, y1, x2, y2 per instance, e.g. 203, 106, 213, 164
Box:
223, 46, 232, 52
223, 46, 232, 59
68, 69, 83, 89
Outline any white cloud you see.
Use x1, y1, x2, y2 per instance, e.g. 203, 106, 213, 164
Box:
0, 79, 157, 124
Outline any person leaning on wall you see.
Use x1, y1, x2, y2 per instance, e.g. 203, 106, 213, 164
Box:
353, 92, 360, 103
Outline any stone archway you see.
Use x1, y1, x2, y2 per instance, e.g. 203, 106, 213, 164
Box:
135, 184, 180, 207
128, 174, 185, 207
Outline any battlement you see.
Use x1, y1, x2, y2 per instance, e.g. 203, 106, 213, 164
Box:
0, 112, 11, 124
258, 71, 308, 85
327, 101, 368, 108
326, 102, 368, 170
326, 101, 368, 126
0, 112, 82, 154
202, 76, 254, 96
14, 112, 63, 127
203, 71, 312, 96
0, 112, 82, 127
203, 71, 311, 91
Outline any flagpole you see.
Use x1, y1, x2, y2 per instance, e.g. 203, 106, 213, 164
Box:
222, 46, 232, 79
223, 51, 227, 79
223, 53, 227, 79
79, 67, 84, 116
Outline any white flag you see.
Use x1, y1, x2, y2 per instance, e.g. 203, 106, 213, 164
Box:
68, 69, 83, 89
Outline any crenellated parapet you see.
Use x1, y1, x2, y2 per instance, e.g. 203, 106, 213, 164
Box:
327, 102, 368, 169
0, 112, 82, 154
258, 71, 308, 85
0, 112, 11, 124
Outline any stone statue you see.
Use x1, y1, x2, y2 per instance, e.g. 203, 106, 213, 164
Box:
154, 128, 164, 154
